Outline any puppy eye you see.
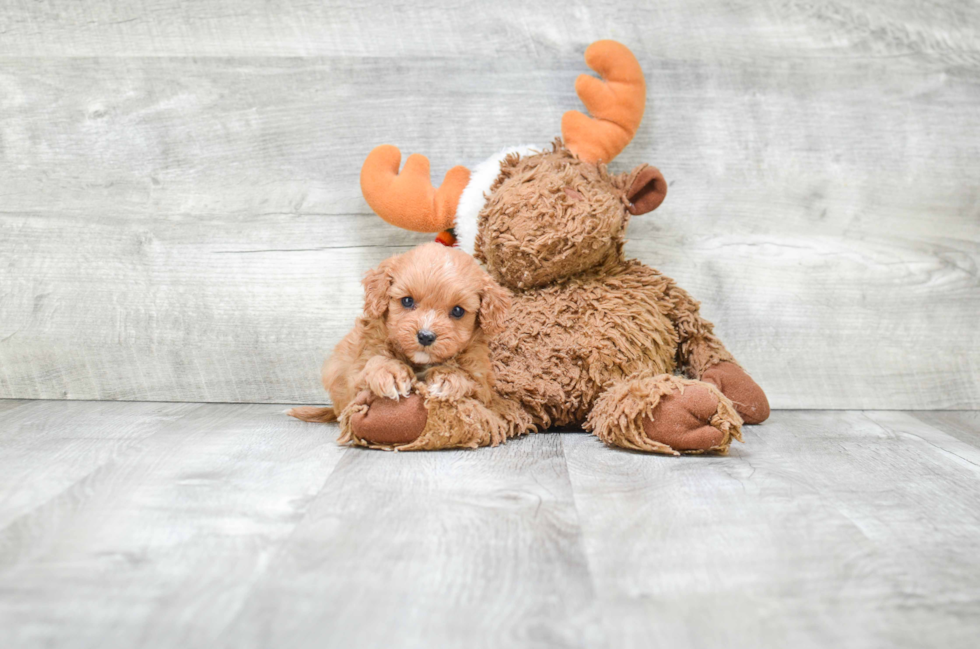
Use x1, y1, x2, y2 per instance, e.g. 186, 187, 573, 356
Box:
401, 296, 415, 309
450, 306, 465, 319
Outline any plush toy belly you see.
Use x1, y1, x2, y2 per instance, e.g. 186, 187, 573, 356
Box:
489, 262, 679, 429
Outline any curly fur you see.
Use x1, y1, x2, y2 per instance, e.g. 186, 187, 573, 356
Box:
339, 386, 532, 451
288, 242, 510, 427
475, 142, 633, 290
468, 141, 746, 453
587, 373, 743, 455
343, 40, 772, 455
340, 143, 766, 454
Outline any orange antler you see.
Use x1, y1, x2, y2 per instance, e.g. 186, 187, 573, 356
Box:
562, 40, 646, 164
359, 145, 471, 233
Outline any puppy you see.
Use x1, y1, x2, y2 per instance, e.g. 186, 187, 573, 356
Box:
288, 242, 510, 424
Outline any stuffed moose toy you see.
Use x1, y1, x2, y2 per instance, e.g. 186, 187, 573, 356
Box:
339, 40, 769, 454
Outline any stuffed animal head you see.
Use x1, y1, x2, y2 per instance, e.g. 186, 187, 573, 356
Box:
473, 142, 665, 289
359, 40, 667, 290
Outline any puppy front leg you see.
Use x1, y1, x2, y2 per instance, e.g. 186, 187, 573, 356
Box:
424, 368, 480, 402
356, 356, 415, 401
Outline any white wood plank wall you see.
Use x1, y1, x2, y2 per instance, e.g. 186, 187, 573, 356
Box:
1, 1, 978, 407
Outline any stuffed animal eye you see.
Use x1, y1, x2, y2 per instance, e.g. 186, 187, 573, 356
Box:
401, 296, 415, 309
450, 306, 465, 319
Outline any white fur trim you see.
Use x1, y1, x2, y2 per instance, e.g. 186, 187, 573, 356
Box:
454, 145, 541, 255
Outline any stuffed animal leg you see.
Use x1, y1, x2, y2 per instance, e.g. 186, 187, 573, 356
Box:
586, 374, 743, 455
664, 279, 771, 425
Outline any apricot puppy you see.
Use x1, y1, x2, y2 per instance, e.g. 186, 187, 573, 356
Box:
288, 242, 510, 427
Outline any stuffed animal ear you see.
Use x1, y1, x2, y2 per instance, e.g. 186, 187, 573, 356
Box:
626, 165, 667, 215
478, 277, 512, 337
362, 257, 397, 319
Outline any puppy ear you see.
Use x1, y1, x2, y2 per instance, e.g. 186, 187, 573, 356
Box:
362, 257, 396, 319
478, 276, 512, 337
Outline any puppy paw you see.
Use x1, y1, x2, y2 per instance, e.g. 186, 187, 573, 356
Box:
425, 373, 475, 401
359, 357, 414, 401
367, 371, 411, 401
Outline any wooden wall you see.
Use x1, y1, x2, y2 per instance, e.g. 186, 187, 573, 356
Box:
1, 1, 978, 408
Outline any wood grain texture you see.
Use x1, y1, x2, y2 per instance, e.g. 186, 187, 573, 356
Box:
563, 410, 980, 649
1, 2, 979, 406
1, 1, 978, 60
0, 400, 195, 531
0, 400, 27, 416
0, 401, 602, 649
0, 401, 349, 648
221, 432, 602, 649
910, 410, 980, 450
2, 402, 980, 647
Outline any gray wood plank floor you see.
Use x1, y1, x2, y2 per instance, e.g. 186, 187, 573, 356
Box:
1, 401, 979, 649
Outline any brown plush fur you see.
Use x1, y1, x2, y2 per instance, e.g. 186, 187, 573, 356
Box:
345, 37, 771, 454
288, 242, 511, 434
589, 374, 742, 455
341, 388, 531, 451
347, 140, 768, 454
477, 143, 738, 430
476, 145, 632, 290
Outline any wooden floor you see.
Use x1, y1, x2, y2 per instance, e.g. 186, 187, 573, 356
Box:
0, 401, 978, 648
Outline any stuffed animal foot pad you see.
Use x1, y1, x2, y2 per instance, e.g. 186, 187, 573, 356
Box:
701, 362, 770, 424
340, 391, 429, 448
586, 374, 743, 455
340, 389, 532, 451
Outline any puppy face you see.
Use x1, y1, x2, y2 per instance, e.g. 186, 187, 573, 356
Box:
362, 242, 510, 366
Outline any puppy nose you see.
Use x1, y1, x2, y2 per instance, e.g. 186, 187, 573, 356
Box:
416, 330, 437, 347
